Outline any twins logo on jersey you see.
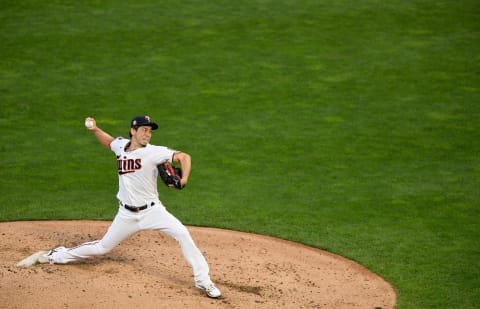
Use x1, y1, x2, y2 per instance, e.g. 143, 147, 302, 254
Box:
117, 156, 142, 175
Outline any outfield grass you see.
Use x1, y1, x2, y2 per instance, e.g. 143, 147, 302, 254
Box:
1, 1, 479, 308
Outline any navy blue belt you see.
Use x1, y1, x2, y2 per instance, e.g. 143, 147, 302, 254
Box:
120, 201, 155, 212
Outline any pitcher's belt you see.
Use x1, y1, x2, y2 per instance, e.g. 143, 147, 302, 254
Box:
120, 201, 155, 212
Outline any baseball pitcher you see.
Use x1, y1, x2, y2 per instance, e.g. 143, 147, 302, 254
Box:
16, 115, 221, 298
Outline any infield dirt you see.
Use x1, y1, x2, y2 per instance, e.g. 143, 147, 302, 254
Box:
1, 221, 396, 308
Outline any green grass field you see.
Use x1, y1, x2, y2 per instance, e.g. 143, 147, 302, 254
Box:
1, 1, 479, 308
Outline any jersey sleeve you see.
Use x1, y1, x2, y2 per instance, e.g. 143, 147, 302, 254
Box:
151, 146, 177, 165
110, 137, 128, 155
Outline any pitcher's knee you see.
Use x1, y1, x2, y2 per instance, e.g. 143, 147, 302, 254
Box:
96, 241, 115, 255
77, 240, 114, 256
173, 227, 194, 243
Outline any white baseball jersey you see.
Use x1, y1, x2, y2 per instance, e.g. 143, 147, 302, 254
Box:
110, 137, 176, 206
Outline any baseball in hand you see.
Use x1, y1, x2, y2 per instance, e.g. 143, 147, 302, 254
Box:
85, 119, 94, 129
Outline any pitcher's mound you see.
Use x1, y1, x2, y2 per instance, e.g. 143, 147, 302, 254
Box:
1, 221, 395, 308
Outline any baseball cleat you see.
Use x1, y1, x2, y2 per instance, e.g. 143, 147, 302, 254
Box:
16, 250, 50, 267
195, 282, 222, 298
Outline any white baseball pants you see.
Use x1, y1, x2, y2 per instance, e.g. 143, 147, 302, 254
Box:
49, 202, 212, 286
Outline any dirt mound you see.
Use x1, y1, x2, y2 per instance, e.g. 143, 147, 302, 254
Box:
1, 221, 395, 308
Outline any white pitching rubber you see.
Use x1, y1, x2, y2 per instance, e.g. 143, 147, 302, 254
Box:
16, 251, 49, 267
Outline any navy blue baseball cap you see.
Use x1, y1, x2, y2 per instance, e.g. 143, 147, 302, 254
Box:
131, 115, 158, 130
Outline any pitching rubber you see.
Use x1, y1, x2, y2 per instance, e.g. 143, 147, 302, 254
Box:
16, 251, 49, 267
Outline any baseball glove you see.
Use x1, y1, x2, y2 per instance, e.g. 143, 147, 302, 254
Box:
158, 162, 183, 189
